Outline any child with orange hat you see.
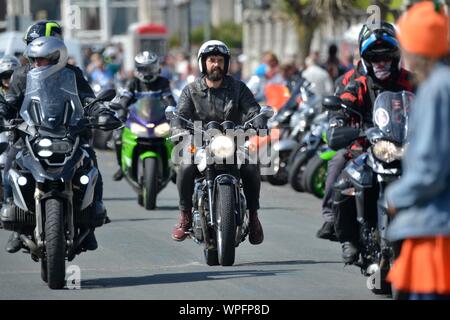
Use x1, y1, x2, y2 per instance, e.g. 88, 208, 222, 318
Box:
386, 1, 450, 300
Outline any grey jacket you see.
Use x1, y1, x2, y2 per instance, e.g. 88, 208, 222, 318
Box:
386, 63, 450, 241
176, 75, 260, 126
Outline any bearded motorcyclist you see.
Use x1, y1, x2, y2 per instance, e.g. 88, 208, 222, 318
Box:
0, 21, 112, 253
171, 40, 266, 244
111, 50, 176, 181
315, 22, 414, 264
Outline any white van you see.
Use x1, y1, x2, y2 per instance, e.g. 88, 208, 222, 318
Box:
0, 31, 86, 72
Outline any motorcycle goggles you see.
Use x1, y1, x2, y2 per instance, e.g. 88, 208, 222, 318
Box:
202, 44, 230, 56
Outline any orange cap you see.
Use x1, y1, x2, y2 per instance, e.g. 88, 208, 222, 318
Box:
397, 1, 449, 58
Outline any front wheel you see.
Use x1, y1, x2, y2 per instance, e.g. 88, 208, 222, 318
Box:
266, 153, 289, 186
45, 199, 66, 289
143, 158, 158, 210
204, 248, 219, 266
216, 184, 236, 266
288, 152, 310, 192
302, 155, 328, 199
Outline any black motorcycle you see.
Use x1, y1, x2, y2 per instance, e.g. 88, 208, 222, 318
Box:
287, 111, 328, 193
265, 80, 319, 186
165, 105, 273, 266
324, 91, 413, 295
0, 67, 121, 289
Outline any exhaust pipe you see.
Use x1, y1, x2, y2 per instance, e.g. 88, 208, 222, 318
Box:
20, 235, 42, 259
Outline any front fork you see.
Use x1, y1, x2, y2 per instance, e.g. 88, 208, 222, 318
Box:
206, 167, 215, 227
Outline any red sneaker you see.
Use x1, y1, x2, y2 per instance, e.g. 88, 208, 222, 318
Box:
171, 210, 192, 241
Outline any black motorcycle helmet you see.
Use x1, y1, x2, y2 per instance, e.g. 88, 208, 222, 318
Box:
358, 22, 401, 79
23, 20, 63, 45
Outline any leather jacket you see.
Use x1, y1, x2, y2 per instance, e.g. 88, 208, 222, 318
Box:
116, 76, 176, 109
176, 75, 261, 127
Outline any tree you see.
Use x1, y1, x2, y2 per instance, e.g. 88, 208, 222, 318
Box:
280, 0, 403, 61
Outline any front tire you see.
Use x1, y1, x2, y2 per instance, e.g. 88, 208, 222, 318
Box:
204, 248, 219, 266
288, 152, 310, 192
303, 155, 327, 199
143, 158, 158, 210
41, 259, 48, 283
266, 153, 288, 186
45, 199, 66, 289
216, 184, 236, 266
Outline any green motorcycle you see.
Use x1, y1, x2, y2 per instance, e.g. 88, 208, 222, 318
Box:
301, 129, 336, 199
120, 92, 174, 210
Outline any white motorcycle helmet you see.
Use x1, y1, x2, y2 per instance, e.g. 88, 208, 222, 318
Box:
0, 55, 21, 82
197, 40, 230, 75
134, 51, 160, 83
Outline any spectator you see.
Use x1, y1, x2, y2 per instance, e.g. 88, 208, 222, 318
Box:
302, 54, 334, 97
323, 44, 346, 81
386, 1, 450, 300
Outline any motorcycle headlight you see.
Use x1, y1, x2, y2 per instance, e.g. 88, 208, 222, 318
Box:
154, 123, 170, 137
38, 138, 52, 148
37, 149, 53, 158
130, 123, 148, 136
372, 140, 404, 163
36, 138, 53, 158
210, 135, 235, 159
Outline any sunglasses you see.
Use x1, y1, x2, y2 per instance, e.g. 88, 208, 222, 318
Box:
368, 56, 393, 63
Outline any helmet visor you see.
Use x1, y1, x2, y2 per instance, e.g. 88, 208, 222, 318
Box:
136, 64, 159, 76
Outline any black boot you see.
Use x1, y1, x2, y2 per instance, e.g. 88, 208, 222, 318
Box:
5, 232, 23, 253
81, 231, 98, 251
113, 168, 123, 181
316, 221, 338, 241
341, 241, 359, 264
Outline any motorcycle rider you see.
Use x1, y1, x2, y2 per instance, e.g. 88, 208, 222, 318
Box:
0, 56, 21, 97
171, 40, 266, 244
111, 50, 176, 181
0, 22, 112, 253
316, 22, 414, 264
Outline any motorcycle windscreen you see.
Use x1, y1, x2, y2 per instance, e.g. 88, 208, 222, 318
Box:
130, 93, 166, 123
20, 68, 84, 129
372, 90, 414, 144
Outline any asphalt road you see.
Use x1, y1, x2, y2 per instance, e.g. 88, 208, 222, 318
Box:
0, 150, 388, 300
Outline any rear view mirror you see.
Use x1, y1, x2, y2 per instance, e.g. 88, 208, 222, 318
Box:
260, 106, 274, 118
322, 96, 342, 111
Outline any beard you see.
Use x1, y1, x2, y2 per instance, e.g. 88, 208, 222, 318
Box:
206, 67, 224, 81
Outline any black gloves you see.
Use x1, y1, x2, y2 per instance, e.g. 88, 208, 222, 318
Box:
89, 101, 114, 117
0, 96, 12, 120
252, 115, 268, 130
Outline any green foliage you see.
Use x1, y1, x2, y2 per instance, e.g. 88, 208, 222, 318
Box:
191, 22, 243, 48
168, 34, 181, 49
